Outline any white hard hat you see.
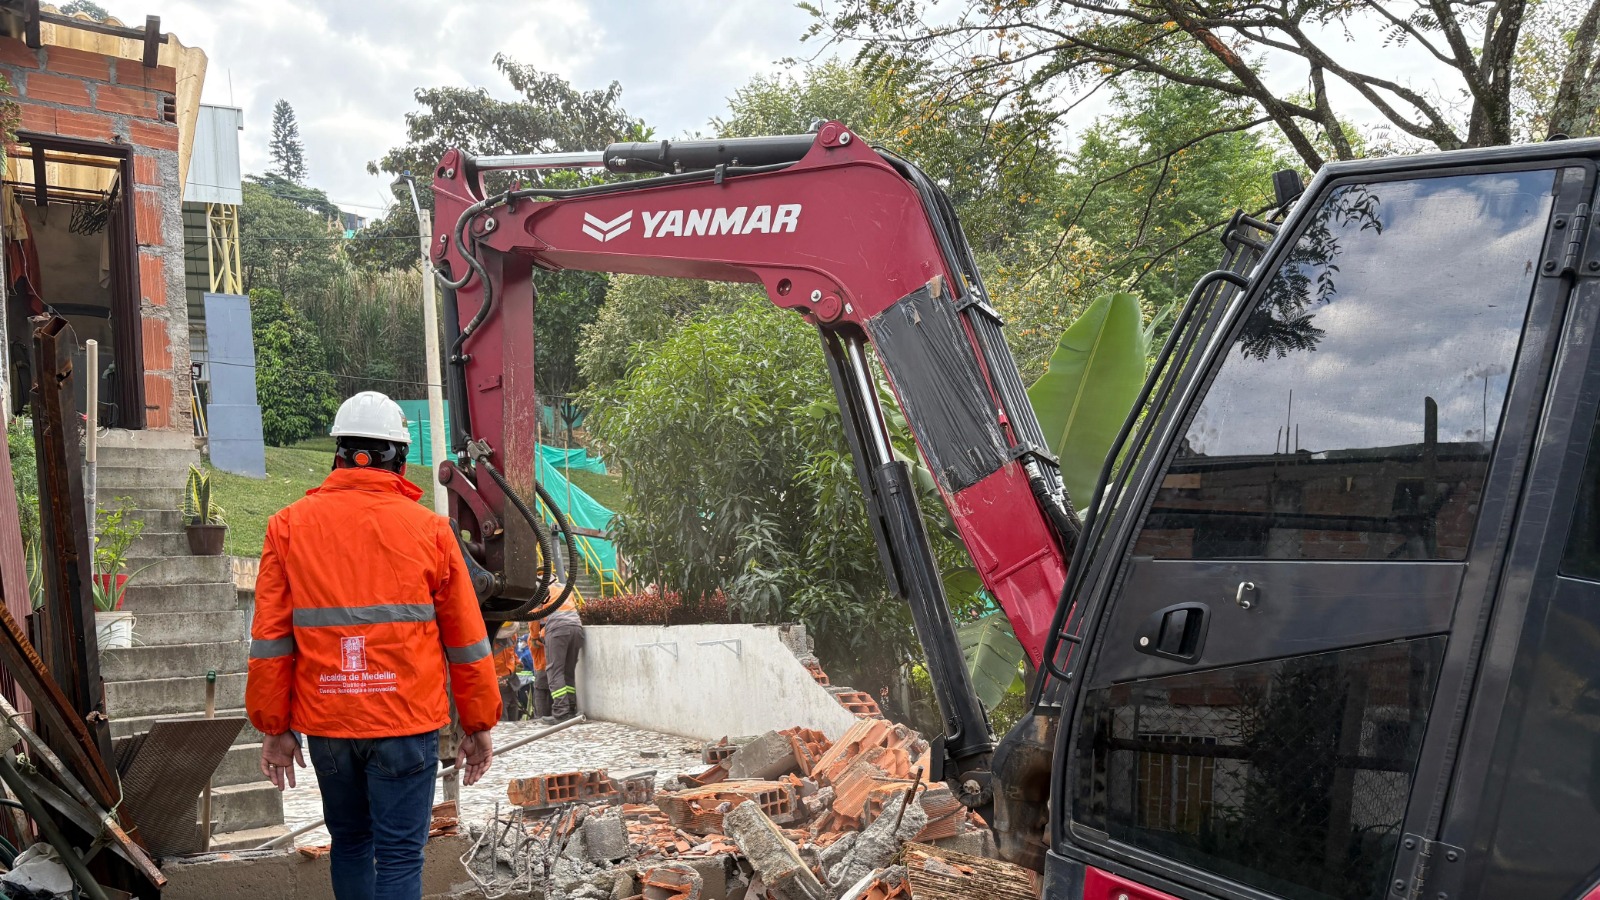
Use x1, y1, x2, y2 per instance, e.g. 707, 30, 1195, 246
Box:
330, 391, 410, 443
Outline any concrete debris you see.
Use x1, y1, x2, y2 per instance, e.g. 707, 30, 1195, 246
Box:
728, 730, 804, 780
487, 661, 994, 900
825, 795, 926, 893
586, 807, 633, 863
900, 842, 1037, 900
723, 801, 825, 900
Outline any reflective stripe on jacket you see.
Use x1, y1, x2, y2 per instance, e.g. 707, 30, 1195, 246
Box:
244, 467, 502, 738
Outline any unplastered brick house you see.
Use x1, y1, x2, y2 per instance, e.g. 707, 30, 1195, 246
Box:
0, 3, 208, 432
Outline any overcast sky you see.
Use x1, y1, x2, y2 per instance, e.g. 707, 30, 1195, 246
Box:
125, 0, 823, 216
113, 1, 1457, 219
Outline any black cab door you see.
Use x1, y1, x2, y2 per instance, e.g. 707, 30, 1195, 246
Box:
1054, 158, 1594, 900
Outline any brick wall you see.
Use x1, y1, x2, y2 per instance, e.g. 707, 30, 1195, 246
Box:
0, 36, 189, 431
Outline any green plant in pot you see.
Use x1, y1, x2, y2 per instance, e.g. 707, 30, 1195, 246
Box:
93, 497, 145, 610
184, 465, 227, 556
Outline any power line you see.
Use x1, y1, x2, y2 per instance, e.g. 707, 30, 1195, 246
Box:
244, 234, 417, 243
200, 356, 441, 391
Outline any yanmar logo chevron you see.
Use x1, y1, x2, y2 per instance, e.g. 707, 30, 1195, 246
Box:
581, 211, 632, 242
581, 204, 802, 242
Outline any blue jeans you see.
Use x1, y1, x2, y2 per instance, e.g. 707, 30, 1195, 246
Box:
309, 732, 438, 900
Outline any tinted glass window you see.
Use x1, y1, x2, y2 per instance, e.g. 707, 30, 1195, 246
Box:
1137, 171, 1554, 561
1562, 417, 1600, 580
1075, 638, 1446, 900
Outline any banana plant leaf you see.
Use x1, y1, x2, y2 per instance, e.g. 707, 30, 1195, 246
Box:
1027, 291, 1150, 512
958, 610, 1027, 711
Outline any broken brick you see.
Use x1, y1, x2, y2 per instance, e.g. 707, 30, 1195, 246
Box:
657, 780, 802, 835
508, 769, 618, 810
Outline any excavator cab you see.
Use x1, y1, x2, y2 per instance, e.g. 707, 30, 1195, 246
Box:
1037, 146, 1600, 900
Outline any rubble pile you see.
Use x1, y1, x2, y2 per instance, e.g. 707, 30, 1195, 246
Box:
481, 717, 1001, 900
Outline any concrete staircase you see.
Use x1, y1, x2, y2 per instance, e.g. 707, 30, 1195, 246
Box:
96, 429, 287, 851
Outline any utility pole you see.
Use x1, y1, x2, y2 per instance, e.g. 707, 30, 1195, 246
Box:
394, 175, 449, 515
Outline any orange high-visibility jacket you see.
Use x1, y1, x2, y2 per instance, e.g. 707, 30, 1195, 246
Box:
245, 467, 502, 738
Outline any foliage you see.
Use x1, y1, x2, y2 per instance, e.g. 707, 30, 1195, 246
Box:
239, 180, 345, 298
1027, 292, 1152, 509
586, 299, 931, 685
268, 99, 307, 184
579, 589, 729, 627
357, 55, 648, 272
250, 288, 340, 447
985, 234, 1114, 384
714, 60, 1062, 255
534, 270, 610, 399
59, 1, 109, 21
0, 74, 18, 144
578, 275, 757, 392
9, 416, 38, 551
1057, 65, 1290, 311
93, 496, 143, 580
958, 611, 1027, 712
297, 268, 427, 398
812, 0, 1600, 166
183, 464, 225, 525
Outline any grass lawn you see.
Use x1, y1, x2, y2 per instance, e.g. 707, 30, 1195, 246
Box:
207, 445, 428, 558
567, 469, 626, 513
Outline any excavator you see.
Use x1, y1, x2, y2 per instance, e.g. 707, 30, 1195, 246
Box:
428, 123, 1600, 900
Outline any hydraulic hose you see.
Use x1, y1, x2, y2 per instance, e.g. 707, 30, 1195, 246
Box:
479, 459, 573, 620
532, 479, 580, 601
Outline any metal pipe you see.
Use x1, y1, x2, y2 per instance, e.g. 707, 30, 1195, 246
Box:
471, 152, 606, 172
85, 339, 97, 551
255, 715, 588, 850
0, 755, 110, 900
841, 336, 895, 467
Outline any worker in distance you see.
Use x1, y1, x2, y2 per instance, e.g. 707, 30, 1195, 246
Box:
245, 391, 501, 900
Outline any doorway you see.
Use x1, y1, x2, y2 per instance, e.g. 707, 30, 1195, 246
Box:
3, 132, 144, 428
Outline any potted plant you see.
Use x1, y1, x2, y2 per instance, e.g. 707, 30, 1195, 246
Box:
184, 465, 227, 556
93, 497, 144, 603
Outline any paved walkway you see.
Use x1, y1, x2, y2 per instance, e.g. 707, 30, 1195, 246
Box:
280, 719, 705, 846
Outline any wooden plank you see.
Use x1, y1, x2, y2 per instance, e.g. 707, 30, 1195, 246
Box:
140, 15, 159, 68
901, 842, 1038, 900
0, 368, 36, 726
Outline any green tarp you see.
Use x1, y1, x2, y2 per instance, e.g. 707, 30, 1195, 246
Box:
396, 399, 617, 576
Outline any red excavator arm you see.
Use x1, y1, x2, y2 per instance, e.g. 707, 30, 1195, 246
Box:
429, 123, 1077, 811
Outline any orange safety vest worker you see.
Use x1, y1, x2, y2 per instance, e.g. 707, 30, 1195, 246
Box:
245, 467, 502, 739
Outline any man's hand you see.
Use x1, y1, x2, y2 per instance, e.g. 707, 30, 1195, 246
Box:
457, 730, 493, 786
260, 732, 305, 791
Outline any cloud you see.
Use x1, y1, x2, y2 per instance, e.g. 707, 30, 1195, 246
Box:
133, 0, 812, 216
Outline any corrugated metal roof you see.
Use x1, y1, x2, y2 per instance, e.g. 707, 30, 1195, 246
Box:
184, 104, 242, 205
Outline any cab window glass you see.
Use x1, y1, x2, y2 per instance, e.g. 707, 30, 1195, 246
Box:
1137, 171, 1554, 561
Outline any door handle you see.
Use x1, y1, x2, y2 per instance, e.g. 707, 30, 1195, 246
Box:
1137, 602, 1209, 663
1236, 581, 1258, 610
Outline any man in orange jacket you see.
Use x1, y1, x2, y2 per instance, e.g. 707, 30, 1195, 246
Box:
246, 391, 501, 900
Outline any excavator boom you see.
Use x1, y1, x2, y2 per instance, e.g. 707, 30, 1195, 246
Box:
428, 124, 1077, 812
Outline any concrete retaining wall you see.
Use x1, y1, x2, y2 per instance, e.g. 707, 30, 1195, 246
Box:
575, 624, 859, 742
162, 835, 477, 900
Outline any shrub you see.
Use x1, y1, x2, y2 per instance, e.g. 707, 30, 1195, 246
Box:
580, 590, 729, 627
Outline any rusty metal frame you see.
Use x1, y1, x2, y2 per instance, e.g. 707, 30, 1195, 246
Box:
28, 315, 111, 763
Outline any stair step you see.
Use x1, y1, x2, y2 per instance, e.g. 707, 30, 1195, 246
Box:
111, 706, 263, 744
205, 824, 287, 852
122, 581, 239, 614
119, 609, 243, 646
124, 508, 183, 532
101, 485, 182, 511
93, 463, 193, 492
104, 672, 245, 719
210, 742, 269, 788
127, 554, 232, 586
130, 530, 189, 557
205, 780, 284, 834
101, 640, 246, 682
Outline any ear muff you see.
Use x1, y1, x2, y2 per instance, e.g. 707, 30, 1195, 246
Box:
336, 442, 405, 467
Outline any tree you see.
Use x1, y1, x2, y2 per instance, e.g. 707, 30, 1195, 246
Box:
715, 60, 1064, 255
59, 1, 110, 20
268, 99, 306, 184
297, 269, 428, 400
812, 0, 1600, 165
586, 300, 922, 687
250, 288, 339, 446
357, 55, 648, 273
578, 275, 757, 392
239, 180, 344, 299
